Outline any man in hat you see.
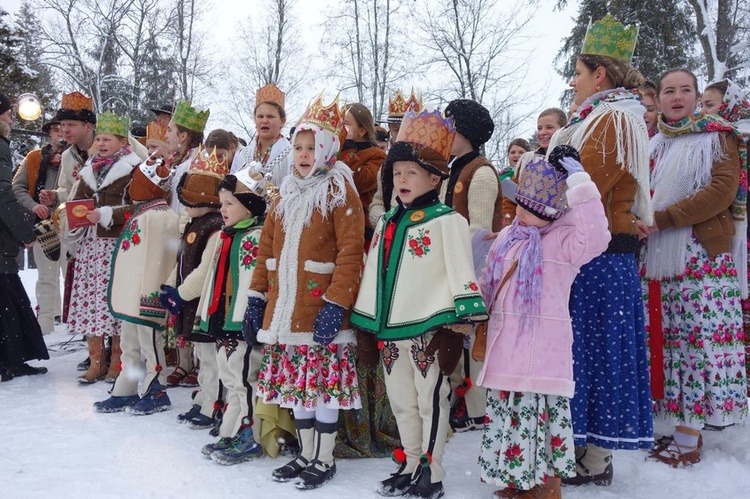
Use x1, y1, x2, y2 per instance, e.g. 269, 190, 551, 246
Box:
150, 103, 174, 127
12, 120, 67, 334
441, 98, 503, 434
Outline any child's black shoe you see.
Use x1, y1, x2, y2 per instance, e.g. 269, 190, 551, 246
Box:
404, 468, 444, 499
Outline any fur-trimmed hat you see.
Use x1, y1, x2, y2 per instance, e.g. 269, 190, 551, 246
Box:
383, 141, 450, 179
514, 145, 580, 221
217, 174, 266, 218
177, 145, 229, 208
444, 99, 494, 149
0, 93, 11, 115
55, 91, 96, 124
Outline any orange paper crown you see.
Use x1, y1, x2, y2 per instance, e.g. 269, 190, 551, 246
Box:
189, 145, 229, 179
297, 93, 344, 135
396, 109, 456, 162
61, 91, 94, 112
388, 89, 423, 119
146, 122, 167, 143
257, 83, 285, 109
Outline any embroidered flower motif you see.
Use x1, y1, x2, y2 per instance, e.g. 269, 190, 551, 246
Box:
464, 281, 479, 292
407, 228, 431, 258
382, 341, 399, 376
119, 218, 142, 251
239, 235, 259, 270
307, 278, 323, 298
410, 337, 435, 378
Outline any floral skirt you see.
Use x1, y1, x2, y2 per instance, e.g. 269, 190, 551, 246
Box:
479, 390, 575, 491
66, 237, 121, 337
742, 239, 750, 396
257, 342, 362, 410
652, 237, 748, 427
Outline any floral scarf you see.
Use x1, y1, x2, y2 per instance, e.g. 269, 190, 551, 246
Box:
90, 145, 131, 187
566, 87, 643, 127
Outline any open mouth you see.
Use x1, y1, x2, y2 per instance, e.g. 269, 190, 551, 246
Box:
399, 188, 411, 196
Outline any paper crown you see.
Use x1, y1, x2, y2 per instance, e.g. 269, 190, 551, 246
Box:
139, 157, 174, 190
581, 14, 639, 62
56, 91, 96, 123
515, 155, 569, 221
96, 110, 130, 137
61, 91, 94, 112
234, 166, 268, 199
388, 89, 424, 122
395, 109, 456, 162
172, 100, 210, 133
297, 93, 344, 134
257, 83, 285, 109
130, 156, 175, 201
189, 145, 230, 179
146, 122, 167, 143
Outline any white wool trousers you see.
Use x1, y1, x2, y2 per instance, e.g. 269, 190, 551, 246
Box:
33, 243, 62, 334
216, 338, 256, 438
193, 342, 223, 419
111, 322, 167, 396
382, 333, 451, 483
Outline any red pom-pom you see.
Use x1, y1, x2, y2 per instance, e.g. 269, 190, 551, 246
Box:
392, 448, 406, 464
117, 362, 123, 372
377, 340, 384, 350
155, 363, 163, 373
213, 401, 222, 411
419, 452, 432, 467
124, 211, 131, 221
464, 378, 473, 390
455, 377, 473, 397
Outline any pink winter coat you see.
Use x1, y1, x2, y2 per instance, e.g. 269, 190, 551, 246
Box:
476, 174, 611, 398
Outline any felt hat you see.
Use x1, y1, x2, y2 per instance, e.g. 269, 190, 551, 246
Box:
177, 145, 229, 208
386, 109, 456, 178
55, 91, 96, 124
444, 99, 494, 149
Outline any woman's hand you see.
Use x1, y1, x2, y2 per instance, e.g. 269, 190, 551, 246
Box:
86, 208, 101, 224
635, 219, 650, 240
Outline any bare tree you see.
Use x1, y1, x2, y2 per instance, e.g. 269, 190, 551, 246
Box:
223, 0, 307, 137
415, 0, 540, 163
323, 0, 408, 122
686, 0, 750, 81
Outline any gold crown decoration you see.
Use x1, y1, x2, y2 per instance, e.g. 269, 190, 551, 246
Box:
172, 100, 210, 133
61, 91, 94, 112
138, 157, 175, 191
388, 89, 424, 121
96, 110, 130, 137
189, 145, 230, 179
396, 109, 456, 162
256, 83, 285, 109
146, 122, 167, 143
235, 166, 268, 199
297, 92, 344, 135
581, 14, 639, 62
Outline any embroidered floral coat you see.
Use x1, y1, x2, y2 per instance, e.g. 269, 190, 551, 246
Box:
197, 219, 263, 333
351, 196, 488, 341
108, 198, 180, 329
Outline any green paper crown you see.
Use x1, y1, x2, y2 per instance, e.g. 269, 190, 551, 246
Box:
96, 111, 130, 138
581, 14, 638, 62
172, 100, 210, 133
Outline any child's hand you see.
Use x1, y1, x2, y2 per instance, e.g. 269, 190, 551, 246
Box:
243, 296, 266, 345
312, 302, 346, 345
559, 157, 585, 175
159, 284, 185, 315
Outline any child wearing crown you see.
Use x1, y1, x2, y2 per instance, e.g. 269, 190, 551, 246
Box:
165, 101, 209, 215
66, 111, 142, 384
350, 110, 488, 499
160, 146, 226, 426
94, 154, 179, 414
476, 146, 610, 498
246, 94, 365, 489
188, 169, 270, 465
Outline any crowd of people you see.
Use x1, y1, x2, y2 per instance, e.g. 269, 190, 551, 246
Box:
1, 13, 749, 499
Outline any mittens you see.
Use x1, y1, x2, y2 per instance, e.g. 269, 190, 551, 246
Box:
312, 302, 346, 345
559, 157, 585, 175
159, 284, 185, 315
242, 296, 266, 345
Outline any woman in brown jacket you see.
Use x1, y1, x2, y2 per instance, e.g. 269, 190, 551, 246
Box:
643, 69, 747, 468
338, 103, 386, 242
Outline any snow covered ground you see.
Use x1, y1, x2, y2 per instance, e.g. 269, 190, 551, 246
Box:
3, 270, 750, 498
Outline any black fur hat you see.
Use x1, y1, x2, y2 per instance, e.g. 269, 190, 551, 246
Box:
444, 99, 494, 149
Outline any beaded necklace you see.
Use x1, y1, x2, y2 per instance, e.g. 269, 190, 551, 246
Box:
254, 135, 282, 165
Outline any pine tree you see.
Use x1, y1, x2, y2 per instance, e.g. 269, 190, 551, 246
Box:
0, 10, 41, 103
14, 1, 58, 112
554, 0, 697, 104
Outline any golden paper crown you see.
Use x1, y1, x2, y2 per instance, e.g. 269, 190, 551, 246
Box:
388, 89, 423, 120
146, 122, 167, 143
581, 15, 639, 62
396, 109, 456, 162
189, 145, 230, 179
257, 83, 285, 109
138, 157, 175, 191
172, 100, 210, 133
297, 93, 344, 134
96, 110, 130, 137
61, 91, 94, 112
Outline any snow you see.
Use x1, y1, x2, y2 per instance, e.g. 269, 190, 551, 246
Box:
4, 270, 750, 498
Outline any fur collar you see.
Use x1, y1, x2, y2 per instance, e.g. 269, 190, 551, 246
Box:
78, 151, 141, 191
